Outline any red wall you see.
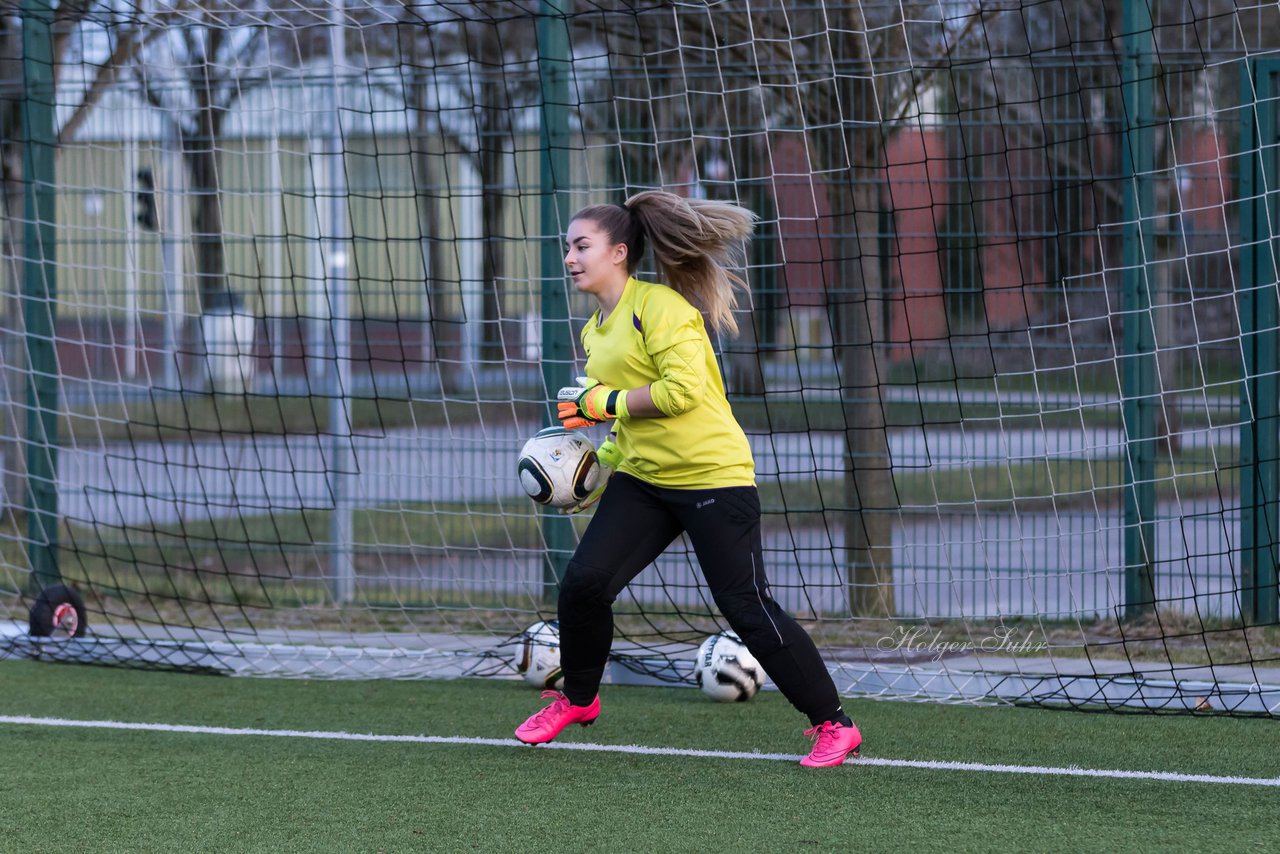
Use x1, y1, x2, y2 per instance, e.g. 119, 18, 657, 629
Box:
883, 129, 950, 359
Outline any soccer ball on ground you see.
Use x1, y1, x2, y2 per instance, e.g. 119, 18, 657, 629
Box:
694, 630, 765, 702
514, 620, 564, 690
517, 426, 606, 510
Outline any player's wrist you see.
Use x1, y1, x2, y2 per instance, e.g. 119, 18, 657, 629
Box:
608, 388, 629, 419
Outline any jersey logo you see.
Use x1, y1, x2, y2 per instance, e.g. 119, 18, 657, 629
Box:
632, 313, 643, 334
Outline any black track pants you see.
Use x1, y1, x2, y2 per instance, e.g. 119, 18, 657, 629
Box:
557, 472, 843, 725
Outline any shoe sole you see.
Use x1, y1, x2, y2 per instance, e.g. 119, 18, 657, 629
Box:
515, 715, 599, 745
801, 739, 862, 767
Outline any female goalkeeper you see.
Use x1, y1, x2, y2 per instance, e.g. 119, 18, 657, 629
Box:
513, 191, 862, 768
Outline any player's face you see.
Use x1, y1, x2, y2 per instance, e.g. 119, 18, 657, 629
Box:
565, 218, 627, 297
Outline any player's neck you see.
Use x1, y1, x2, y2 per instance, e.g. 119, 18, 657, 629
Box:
595, 275, 631, 324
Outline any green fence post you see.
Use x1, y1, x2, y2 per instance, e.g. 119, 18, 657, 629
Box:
1239, 59, 1280, 625
1120, 0, 1157, 619
538, 1, 573, 598
22, 0, 60, 592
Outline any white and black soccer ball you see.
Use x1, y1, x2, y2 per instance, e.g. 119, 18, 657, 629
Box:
514, 620, 564, 690
694, 631, 765, 702
517, 427, 606, 510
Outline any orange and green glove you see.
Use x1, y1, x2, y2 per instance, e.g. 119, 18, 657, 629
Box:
557, 377, 630, 430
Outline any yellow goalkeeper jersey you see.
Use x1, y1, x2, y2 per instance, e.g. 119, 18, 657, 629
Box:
580, 277, 755, 489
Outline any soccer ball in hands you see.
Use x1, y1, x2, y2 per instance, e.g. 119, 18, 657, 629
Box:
514, 620, 564, 690
694, 631, 765, 702
517, 427, 606, 510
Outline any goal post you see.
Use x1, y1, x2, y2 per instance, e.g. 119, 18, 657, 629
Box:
1120, 0, 1158, 620
538, 0, 575, 596
20, 0, 61, 596
1239, 56, 1280, 627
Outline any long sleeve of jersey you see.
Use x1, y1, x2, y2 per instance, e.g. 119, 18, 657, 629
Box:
647, 335, 707, 416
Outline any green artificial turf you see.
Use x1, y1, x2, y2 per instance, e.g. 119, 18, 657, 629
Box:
1, 660, 1276, 852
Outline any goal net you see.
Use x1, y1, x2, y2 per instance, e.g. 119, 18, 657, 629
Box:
2, 0, 1278, 714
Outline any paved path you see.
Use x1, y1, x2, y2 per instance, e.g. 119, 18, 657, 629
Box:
53, 422, 1237, 528
0, 420, 1238, 621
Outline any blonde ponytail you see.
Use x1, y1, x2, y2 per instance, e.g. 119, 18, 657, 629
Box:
622, 190, 755, 336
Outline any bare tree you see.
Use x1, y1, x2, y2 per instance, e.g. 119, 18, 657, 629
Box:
373, 2, 546, 367
122, 5, 297, 312
393, 8, 451, 374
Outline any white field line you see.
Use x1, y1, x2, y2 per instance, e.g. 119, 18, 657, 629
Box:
2, 714, 1277, 788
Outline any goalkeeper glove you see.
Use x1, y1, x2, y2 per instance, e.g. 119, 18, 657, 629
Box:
560, 479, 608, 516
560, 434, 621, 515
557, 377, 630, 430
596, 433, 622, 469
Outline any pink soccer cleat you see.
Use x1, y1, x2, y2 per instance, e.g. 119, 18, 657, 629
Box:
515, 691, 601, 745
800, 720, 862, 768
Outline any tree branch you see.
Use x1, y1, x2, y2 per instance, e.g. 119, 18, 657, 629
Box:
58, 24, 160, 145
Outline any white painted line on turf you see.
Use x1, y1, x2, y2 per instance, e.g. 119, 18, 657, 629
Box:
2, 714, 1277, 788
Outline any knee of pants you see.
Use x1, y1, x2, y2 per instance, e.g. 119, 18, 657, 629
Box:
558, 559, 617, 620
716, 591, 788, 657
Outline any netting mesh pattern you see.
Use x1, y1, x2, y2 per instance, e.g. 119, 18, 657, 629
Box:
1, 0, 1279, 714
